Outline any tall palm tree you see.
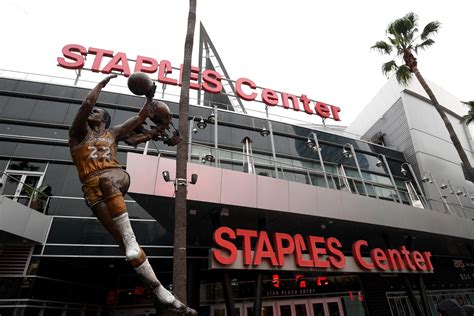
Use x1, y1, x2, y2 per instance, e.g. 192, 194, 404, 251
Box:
460, 101, 474, 125
372, 12, 474, 181
173, 0, 197, 304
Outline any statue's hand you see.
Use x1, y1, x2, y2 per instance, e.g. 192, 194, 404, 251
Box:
163, 130, 182, 146
100, 74, 118, 87
145, 82, 157, 100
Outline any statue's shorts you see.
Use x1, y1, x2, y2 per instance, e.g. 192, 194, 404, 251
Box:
81, 169, 130, 210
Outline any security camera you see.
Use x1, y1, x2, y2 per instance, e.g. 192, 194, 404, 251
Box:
190, 174, 198, 185
162, 171, 171, 182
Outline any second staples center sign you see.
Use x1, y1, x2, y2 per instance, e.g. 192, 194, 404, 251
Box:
210, 227, 434, 273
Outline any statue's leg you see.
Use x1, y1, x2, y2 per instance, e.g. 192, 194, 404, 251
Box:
96, 170, 197, 315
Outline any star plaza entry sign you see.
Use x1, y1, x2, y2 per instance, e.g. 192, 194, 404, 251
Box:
57, 44, 342, 122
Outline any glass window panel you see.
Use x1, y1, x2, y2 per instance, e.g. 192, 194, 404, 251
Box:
2, 97, 36, 120
14, 143, 54, 159
51, 145, 72, 160
46, 197, 92, 217
262, 306, 274, 316
295, 304, 308, 316
59, 165, 83, 197
327, 302, 341, 316
30, 100, 69, 123
312, 303, 324, 316
279, 305, 292, 316
2, 174, 21, 196
8, 160, 47, 172
41, 163, 68, 197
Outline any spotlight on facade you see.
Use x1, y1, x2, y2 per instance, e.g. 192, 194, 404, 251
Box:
162, 171, 171, 182
342, 148, 352, 158
208, 110, 215, 124
440, 183, 448, 190
376, 159, 383, 167
306, 138, 315, 149
401, 166, 408, 176
203, 154, 215, 163
456, 189, 463, 196
421, 176, 430, 183
197, 118, 207, 129
190, 174, 198, 185
192, 127, 198, 134
260, 127, 270, 137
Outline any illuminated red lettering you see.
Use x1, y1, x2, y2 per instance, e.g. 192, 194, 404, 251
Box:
326, 237, 345, 269
212, 226, 237, 265
236, 229, 258, 266
400, 246, 416, 271
411, 251, 427, 271
253, 231, 279, 266
158, 60, 178, 85
386, 249, 405, 271
308, 236, 330, 268
57, 44, 87, 69
422, 252, 433, 271
202, 70, 222, 94
235, 78, 257, 101
274, 232, 295, 266
134, 56, 158, 73
294, 234, 314, 268
371, 248, 389, 271
352, 240, 374, 270
88, 47, 114, 73
102, 52, 131, 77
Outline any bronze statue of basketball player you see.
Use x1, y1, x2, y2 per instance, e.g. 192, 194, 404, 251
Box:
68, 74, 195, 315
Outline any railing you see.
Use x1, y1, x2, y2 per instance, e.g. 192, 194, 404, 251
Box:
184, 142, 474, 220
0, 171, 51, 214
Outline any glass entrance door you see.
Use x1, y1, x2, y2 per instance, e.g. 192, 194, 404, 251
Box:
309, 298, 344, 316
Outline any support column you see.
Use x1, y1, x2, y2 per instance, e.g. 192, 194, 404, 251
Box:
223, 272, 236, 316
253, 272, 263, 316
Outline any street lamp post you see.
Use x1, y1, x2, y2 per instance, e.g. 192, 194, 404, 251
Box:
306, 132, 329, 188
342, 143, 368, 196
208, 105, 220, 168
376, 154, 402, 203
401, 162, 428, 207
188, 115, 207, 162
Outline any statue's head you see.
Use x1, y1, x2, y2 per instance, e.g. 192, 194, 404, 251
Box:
88, 107, 111, 129
149, 101, 172, 129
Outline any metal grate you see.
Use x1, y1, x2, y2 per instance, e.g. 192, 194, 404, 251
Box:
0, 244, 33, 275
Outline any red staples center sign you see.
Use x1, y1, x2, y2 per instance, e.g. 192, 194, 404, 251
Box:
57, 44, 341, 121
211, 227, 434, 273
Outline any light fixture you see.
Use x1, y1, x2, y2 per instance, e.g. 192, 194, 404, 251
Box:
202, 154, 215, 163
197, 118, 207, 129
260, 126, 270, 137
342, 148, 352, 158
456, 189, 463, 196
440, 183, 448, 190
192, 127, 198, 134
190, 174, 198, 185
220, 207, 230, 216
376, 159, 383, 167
401, 165, 408, 176
306, 138, 315, 149
162, 171, 171, 182
208, 109, 215, 124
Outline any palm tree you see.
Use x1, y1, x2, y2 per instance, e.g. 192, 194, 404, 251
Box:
372, 12, 474, 181
460, 101, 474, 125
173, 0, 197, 305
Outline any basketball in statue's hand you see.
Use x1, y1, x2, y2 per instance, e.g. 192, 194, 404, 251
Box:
127, 72, 153, 96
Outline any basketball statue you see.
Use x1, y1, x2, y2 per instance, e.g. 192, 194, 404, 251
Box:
68, 74, 194, 314
128, 72, 154, 96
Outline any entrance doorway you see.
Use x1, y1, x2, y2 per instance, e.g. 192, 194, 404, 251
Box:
210, 297, 344, 316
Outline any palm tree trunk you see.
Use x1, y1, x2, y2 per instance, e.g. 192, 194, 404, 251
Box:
173, 0, 197, 303
412, 66, 474, 180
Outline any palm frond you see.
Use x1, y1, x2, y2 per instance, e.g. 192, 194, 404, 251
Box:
462, 101, 474, 109
414, 39, 435, 53
388, 12, 418, 38
421, 21, 441, 40
460, 114, 474, 125
381, 61, 398, 77
395, 65, 413, 86
371, 41, 393, 55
